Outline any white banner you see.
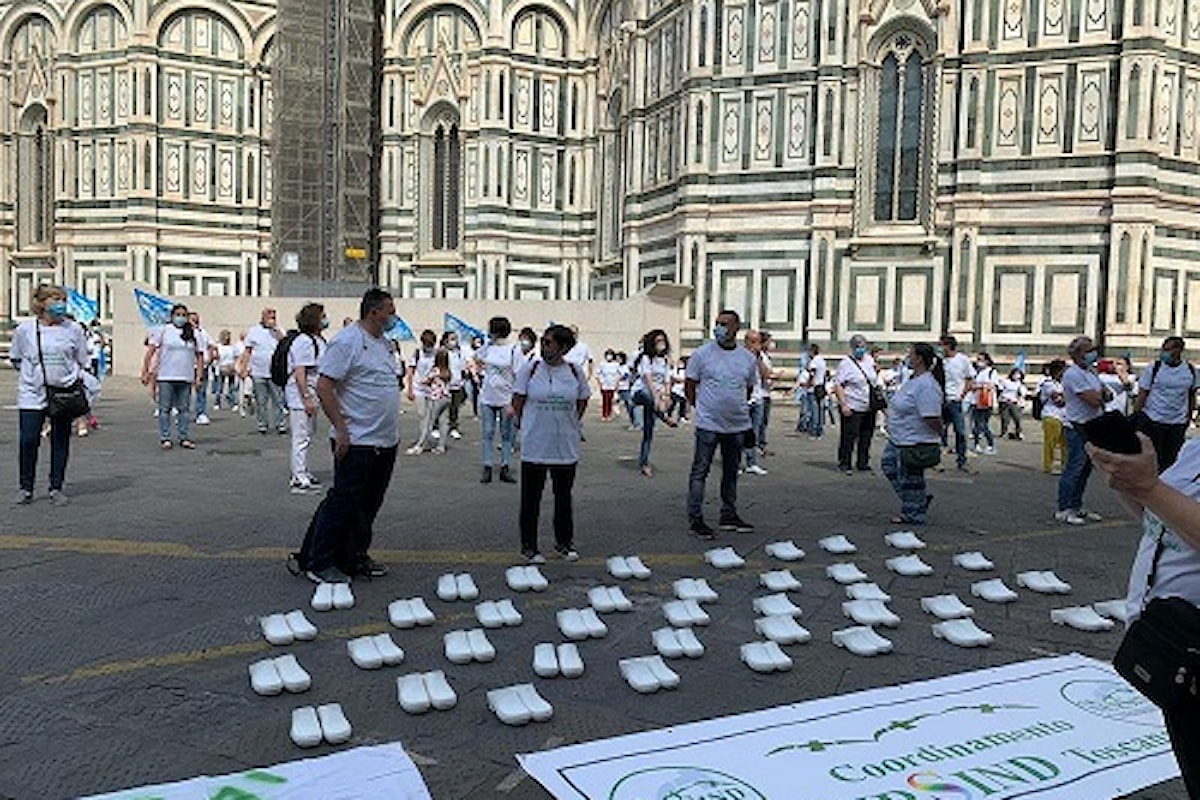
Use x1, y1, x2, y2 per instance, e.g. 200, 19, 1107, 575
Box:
80, 743, 432, 800
520, 655, 1179, 800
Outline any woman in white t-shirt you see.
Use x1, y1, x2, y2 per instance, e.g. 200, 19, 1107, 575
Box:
9, 284, 90, 506
631, 329, 677, 477
142, 303, 204, 450
474, 316, 521, 484
213, 329, 239, 410
596, 348, 622, 421
1039, 360, 1068, 474
969, 353, 998, 454
1088, 435, 1200, 797
616, 351, 637, 429
997, 368, 1027, 440
512, 325, 591, 562
286, 303, 328, 493
880, 343, 945, 525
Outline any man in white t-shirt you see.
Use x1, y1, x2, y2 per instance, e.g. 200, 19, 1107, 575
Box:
297, 289, 402, 584
1134, 336, 1198, 472
938, 336, 976, 471
807, 344, 828, 438
685, 309, 760, 539
742, 330, 771, 476
239, 307, 288, 435
1056, 335, 1111, 525
188, 312, 216, 426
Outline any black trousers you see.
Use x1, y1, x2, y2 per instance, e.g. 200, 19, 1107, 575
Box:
301, 443, 397, 574
838, 410, 874, 470
1165, 703, 1200, 799
1141, 419, 1188, 473
519, 461, 576, 555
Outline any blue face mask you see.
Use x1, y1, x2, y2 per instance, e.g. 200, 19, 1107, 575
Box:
382, 314, 399, 333
321, 318, 330, 330
713, 324, 729, 342
853, 346, 867, 359
1084, 351, 1099, 367
47, 301, 68, 318
172, 315, 188, 328
1161, 352, 1176, 364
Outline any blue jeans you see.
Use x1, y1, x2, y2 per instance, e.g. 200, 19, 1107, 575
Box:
971, 407, 994, 447
633, 390, 664, 467
19, 408, 70, 492
195, 369, 210, 418
760, 397, 772, 447
301, 443, 397, 574
941, 400, 968, 467
1057, 426, 1093, 512
158, 380, 192, 442
253, 377, 286, 431
687, 428, 744, 522
213, 372, 237, 407
481, 404, 513, 467
618, 389, 636, 427
744, 402, 765, 467
881, 441, 930, 523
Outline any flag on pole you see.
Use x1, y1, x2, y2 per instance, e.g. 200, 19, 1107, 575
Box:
65, 288, 99, 323
133, 287, 174, 328
383, 314, 416, 342
444, 312, 487, 344
1013, 348, 1027, 373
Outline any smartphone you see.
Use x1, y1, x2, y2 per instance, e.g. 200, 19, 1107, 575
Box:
1081, 411, 1142, 454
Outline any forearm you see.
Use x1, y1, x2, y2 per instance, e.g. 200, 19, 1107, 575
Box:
1128, 482, 1200, 550
316, 380, 345, 431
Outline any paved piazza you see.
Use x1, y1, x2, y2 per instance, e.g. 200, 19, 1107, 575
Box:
0, 371, 1187, 799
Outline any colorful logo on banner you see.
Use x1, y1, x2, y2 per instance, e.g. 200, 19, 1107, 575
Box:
134, 287, 174, 327
384, 314, 415, 342
65, 288, 99, 323
444, 312, 487, 344
608, 767, 766, 800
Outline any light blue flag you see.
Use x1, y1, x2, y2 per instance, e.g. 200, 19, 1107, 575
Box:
1013, 348, 1027, 373
133, 287, 174, 328
65, 287, 99, 323
383, 314, 415, 342
444, 312, 487, 344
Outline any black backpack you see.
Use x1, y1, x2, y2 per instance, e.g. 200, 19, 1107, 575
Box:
270, 330, 309, 388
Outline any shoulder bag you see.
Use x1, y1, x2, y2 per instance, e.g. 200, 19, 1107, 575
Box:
37, 321, 90, 421
899, 442, 941, 470
849, 357, 887, 413
1112, 533, 1200, 711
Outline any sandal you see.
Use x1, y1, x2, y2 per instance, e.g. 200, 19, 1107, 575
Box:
179, 439, 196, 450
160, 440, 173, 450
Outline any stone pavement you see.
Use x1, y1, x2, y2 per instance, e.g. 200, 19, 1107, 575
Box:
0, 372, 1186, 799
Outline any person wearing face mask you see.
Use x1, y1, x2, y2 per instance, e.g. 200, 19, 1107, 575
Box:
968, 352, 998, 455
474, 316, 521, 484
188, 312, 216, 426
517, 327, 538, 364
833, 334, 881, 475
685, 310, 761, 538
596, 348, 622, 421
239, 307, 288, 435
438, 331, 469, 439
938, 335, 976, 473
1056, 335, 1111, 525
10, 285, 90, 506
285, 303, 328, 493
632, 329, 677, 477
467, 334, 486, 416
1134, 336, 1198, 472
511, 324, 591, 562
881, 344, 945, 524
294, 288, 402, 583
142, 303, 204, 450
406, 329, 440, 455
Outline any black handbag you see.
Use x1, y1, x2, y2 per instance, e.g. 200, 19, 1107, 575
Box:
37, 321, 90, 421
849, 357, 887, 413
1112, 535, 1200, 711
899, 442, 941, 470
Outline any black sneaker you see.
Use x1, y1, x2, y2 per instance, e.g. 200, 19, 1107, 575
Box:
554, 544, 580, 562
690, 518, 717, 540
481, 466, 493, 484
354, 557, 390, 578
498, 466, 517, 484
305, 566, 352, 584
719, 514, 755, 533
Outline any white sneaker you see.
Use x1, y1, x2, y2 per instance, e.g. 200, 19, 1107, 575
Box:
619, 657, 662, 693
476, 601, 505, 629
1054, 510, 1087, 526
588, 586, 618, 613
557, 609, 590, 641
1016, 570, 1072, 594
605, 586, 633, 611
506, 566, 533, 592
1092, 599, 1130, 623
274, 654, 312, 692
556, 643, 585, 677
984, 445, 996, 455
831, 626, 894, 657
704, 546, 745, 569
607, 556, 634, 580
625, 556, 652, 579
406, 444, 423, 455
316, 703, 352, 744
523, 566, 548, 591
290, 706, 322, 748
642, 655, 681, 689
196, 413, 211, 425
745, 464, 768, 475
971, 577, 1019, 603
449, 429, 462, 439
673, 577, 720, 603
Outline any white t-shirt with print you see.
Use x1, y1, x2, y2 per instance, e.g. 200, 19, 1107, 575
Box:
565, 340, 593, 372
943, 353, 976, 401
446, 348, 468, 390
407, 347, 437, 399
477, 341, 521, 407
887, 372, 944, 446
1138, 360, 1198, 426
596, 360, 621, 391
634, 355, 672, 398
216, 343, 239, 373
285, 333, 324, 409
319, 323, 401, 448
244, 324, 281, 379
998, 377, 1025, 405
1039, 379, 1068, 422
150, 325, 204, 382
1100, 372, 1131, 415
809, 354, 827, 386
1125, 439, 1200, 622
671, 365, 687, 398
970, 366, 999, 407
1062, 364, 1104, 425
834, 354, 878, 413
685, 342, 757, 433
514, 359, 591, 465
10, 319, 89, 410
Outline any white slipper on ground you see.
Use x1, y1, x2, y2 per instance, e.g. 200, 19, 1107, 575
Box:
331, 583, 355, 610
316, 703, 352, 744
396, 673, 431, 714
424, 670, 457, 709
558, 609, 590, 641
643, 655, 680, 689
971, 578, 1019, 603
673, 578, 719, 603
372, 633, 405, 666
476, 601, 505, 629
389, 599, 417, 629
884, 530, 927, 550
832, 626, 894, 656
953, 551, 995, 571
920, 594, 975, 620
626, 556, 652, 579
1017, 570, 1072, 594
409, 598, 436, 625
348, 636, 385, 670
284, 610, 318, 641
753, 593, 803, 618
1051, 606, 1116, 632
437, 574, 459, 601
740, 641, 793, 672
467, 628, 496, 661
819, 534, 857, 554
683, 599, 711, 625
653, 627, 685, 659
675, 628, 704, 658
755, 615, 812, 645
533, 643, 560, 677
588, 586, 618, 613
456, 573, 480, 601
619, 657, 662, 693
524, 566, 549, 591
579, 607, 609, 637
887, 554, 934, 576
274, 654, 312, 693
764, 540, 805, 561
290, 706, 322, 748
607, 556, 634, 580
249, 658, 284, 696
704, 547, 745, 569
496, 598, 523, 626
842, 599, 901, 627
557, 643, 585, 677
487, 686, 532, 725
506, 566, 532, 592
261, 614, 295, 646
826, 563, 869, 585
513, 683, 554, 721
311, 583, 334, 612
1092, 599, 1130, 623
444, 630, 473, 664
760, 569, 802, 592
932, 618, 995, 647
605, 586, 633, 611
846, 582, 892, 602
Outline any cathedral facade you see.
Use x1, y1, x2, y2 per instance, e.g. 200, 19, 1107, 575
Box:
1, 0, 1198, 353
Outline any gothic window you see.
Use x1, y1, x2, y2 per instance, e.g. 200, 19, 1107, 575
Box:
699, 3, 709, 67
972, 0, 985, 39
966, 77, 979, 148
1138, 233, 1150, 323
823, 89, 835, 156
17, 105, 53, 249
868, 31, 930, 225
430, 117, 461, 250
695, 100, 706, 163
513, 8, 566, 59
1126, 65, 1141, 139
1116, 232, 1131, 323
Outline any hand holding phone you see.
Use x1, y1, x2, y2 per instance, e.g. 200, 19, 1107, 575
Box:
1081, 411, 1142, 455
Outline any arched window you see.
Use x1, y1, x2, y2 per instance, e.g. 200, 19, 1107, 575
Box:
823, 89, 835, 156
699, 2, 709, 67
1138, 233, 1150, 323
430, 118, 461, 250
694, 100, 705, 163
966, 77, 979, 149
17, 105, 53, 249
1134, 0, 1145, 25
871, 32, 928, 224
513, 8, 567, 59
1116, 232, 1131, 323
1126, 65, 1141, 139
